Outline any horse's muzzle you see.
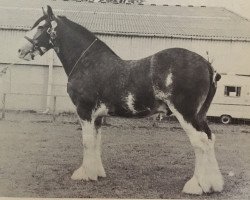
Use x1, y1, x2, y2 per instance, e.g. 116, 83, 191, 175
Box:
18, 49, 33, 61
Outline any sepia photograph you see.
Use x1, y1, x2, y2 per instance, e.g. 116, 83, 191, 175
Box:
0, 0, 250, 199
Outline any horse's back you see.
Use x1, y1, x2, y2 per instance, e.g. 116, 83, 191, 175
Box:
130, 47, 212, 85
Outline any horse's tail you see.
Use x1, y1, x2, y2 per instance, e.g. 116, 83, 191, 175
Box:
213, 71, 221, 83
198, 65, 221, 118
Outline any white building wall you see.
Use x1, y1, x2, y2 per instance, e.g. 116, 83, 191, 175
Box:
99, 35, 250, 75
0, 63, 48, 111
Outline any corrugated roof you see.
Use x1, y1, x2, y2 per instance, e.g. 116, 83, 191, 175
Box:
1, 0, 250, 41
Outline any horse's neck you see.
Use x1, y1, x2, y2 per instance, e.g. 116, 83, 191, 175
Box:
56, 18, 118, 76
54, 26, 95, 75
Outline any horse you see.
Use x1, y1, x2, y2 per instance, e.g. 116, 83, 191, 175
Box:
18, 6, 223, 195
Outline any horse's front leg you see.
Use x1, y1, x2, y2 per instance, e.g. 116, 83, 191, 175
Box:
71, 112, 106, 181
94, 117, 106, 178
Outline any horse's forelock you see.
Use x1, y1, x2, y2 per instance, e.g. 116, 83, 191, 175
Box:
31, 15, 48, 29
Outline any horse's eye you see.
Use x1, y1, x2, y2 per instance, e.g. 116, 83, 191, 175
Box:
37, 26, 43, 29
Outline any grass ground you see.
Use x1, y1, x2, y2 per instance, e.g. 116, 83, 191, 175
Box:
0, 112, 249, 199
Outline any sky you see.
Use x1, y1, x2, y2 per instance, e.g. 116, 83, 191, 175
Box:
146, 0, 250, 19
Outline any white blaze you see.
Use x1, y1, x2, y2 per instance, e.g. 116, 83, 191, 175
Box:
25, 20, 46, 39
18, 20, 47, 60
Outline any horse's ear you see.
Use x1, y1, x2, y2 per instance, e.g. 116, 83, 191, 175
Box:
42, 7, 46, 16
47, 5, 55, 21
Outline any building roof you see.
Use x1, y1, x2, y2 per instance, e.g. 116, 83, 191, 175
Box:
1, 0, 250, 41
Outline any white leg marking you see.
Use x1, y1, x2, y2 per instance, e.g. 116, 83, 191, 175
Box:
168, 103, 224, 194
95, 129, 106, 177
183, 176, 203, 195
72, 104, 108, 181
71, 121, 99, 181
206, 134, 224, 192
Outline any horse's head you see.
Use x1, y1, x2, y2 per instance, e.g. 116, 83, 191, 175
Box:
18, 6, 58, 61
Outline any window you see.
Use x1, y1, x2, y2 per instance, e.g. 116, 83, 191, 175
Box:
224, 86, 241, 97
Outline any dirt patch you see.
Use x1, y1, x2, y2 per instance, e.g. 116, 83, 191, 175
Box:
0, 113, 250, 199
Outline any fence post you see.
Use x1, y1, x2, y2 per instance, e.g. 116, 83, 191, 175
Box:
52, 96, 56, 122
1, 93, 6, 119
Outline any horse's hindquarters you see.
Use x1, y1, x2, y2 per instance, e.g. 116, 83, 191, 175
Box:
151, 48, 223, 194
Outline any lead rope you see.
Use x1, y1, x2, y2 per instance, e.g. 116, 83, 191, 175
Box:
68, 38, 98, 78
1, 39, 97, 78
0, 59, 22, 77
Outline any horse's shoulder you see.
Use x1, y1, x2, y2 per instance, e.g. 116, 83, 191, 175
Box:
67, 80, 97, 104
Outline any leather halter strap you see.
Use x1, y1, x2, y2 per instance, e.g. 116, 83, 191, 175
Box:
24, 36, 45, 56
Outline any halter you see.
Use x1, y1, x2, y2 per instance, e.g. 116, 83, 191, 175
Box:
25, 18, 98, 79
24, 20, 58, 57
24, 36, 45, 56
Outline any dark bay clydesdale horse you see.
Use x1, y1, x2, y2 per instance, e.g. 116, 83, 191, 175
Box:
18, 6, 223, 195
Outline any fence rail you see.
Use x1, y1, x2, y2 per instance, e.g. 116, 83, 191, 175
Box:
1, 93, 250, 126
1, 93, 6, 119
0, 93, 73, 121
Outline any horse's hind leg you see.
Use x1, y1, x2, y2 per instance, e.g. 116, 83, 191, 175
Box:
168, 104, 224, 195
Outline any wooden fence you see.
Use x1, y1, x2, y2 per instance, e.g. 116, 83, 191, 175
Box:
0, 93, 70, 121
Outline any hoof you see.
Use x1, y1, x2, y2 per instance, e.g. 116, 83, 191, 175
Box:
183, 173, 224, 195
183, 176, 203, 195
97, 166, 106, 178
71, 166, 98, 181
210, 172, 224, 192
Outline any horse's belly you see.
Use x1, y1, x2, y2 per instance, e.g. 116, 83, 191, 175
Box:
107, 103, 152, 118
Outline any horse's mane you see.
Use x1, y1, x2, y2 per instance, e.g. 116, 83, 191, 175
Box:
58, 16, 96, 40
57, 16, 119, 57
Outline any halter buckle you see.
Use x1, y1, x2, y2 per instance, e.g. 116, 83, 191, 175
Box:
47, 27, 57, 40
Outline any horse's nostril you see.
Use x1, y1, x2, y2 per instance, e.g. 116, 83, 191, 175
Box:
18, 49, 21, 53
